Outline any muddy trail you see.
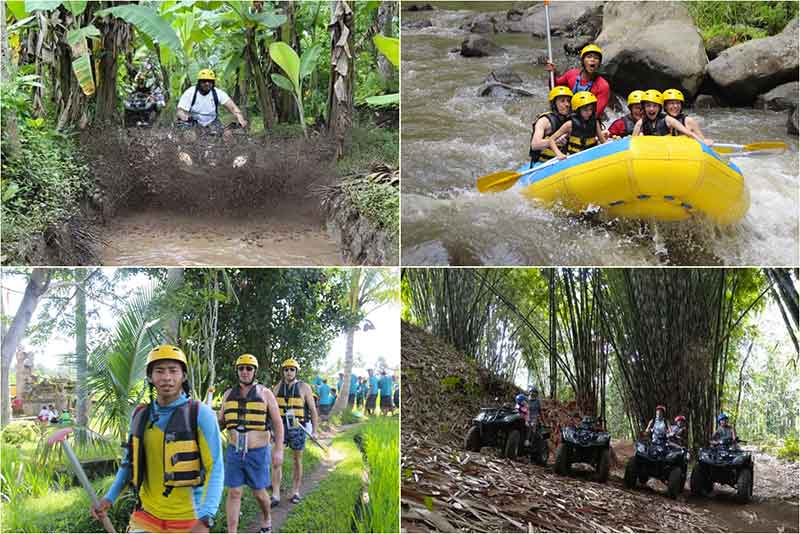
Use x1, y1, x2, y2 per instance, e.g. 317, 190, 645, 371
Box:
80, 126, 345, 265
401, 322, 799, 532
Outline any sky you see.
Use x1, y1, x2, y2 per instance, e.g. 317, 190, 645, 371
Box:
1, 268, 400, 376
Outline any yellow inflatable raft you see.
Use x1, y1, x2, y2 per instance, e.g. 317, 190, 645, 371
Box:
516, 136, 750, 225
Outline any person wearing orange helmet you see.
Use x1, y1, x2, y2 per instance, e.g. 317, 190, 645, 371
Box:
632, 90, 709, 144
529, 86, 573, 167
545, 44, 611, 116
606, 90, 646, 138
176, 68, 247, 130
661, 88, 713, 145
219, 354, 283, 533
271, 358, 319, 507
547, 91, 608, 160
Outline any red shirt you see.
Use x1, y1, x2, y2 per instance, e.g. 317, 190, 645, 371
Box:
554, 68, 610, 116
607, 116, 635, 137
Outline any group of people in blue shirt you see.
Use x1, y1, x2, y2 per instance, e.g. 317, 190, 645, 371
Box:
312, 368, 399, 418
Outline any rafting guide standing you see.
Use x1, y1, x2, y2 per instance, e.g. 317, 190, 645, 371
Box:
545, 44, 611, 117
219, 354, 284, 533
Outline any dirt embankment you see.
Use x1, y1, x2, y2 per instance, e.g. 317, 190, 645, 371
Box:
400, 322, 799, 533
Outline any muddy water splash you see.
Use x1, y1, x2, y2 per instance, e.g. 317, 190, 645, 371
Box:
401, 9, 799, 266
84, 127, 344, 265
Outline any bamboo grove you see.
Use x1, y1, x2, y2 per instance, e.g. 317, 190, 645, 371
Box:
401, 268, 799, 450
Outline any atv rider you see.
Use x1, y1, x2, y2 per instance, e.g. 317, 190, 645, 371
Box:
668, 415, 688, 447
645, 405, 669, 441
710, 412, 737, 446
176, 69, 247, 133
524, 385, 541, 447
515, 394, 529, 419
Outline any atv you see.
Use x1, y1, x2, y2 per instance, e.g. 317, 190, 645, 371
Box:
124, 91, 160, 127
554, 417, 611, 482
624, 434, 689, 498
690, 437, 753, 503
464, 404, 550, 465
173, 121, 249, 173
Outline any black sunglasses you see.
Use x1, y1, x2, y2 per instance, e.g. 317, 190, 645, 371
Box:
283, 367, 297, 372
237, 366, 255, 372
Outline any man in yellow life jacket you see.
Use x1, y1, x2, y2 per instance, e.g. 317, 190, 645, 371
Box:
529, 86, 573, 167
548, 91, 608, 160
218, 354, 284, 533
91, 345, 224, 533
271, 358, 319, 507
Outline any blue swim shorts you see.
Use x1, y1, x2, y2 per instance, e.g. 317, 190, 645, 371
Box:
224, 443, 271, 489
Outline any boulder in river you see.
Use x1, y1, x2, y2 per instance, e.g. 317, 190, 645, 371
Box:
693, 94, 717, 110
402, 18, 432, 30
707, 16, 799, 105
506, 1, 601, 35
404, 3, 435, 12
478, 68, 534, 98
754, 82, 799, 111
460, 12, 508, 34
596, 1, 708, 99
460, 35, 506, 57
788, 106, 799, 136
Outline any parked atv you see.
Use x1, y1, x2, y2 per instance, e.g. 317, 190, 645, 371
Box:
690, 438, 753, 503
124, 91, 160, 127
624, 435, 689, 498
554, 417, 611, 482
464, 404, 550, 465
173, 121, 249, 173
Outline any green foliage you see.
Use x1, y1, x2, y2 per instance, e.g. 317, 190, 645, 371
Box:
336, 124, 399, 176
269, 41, 322, 136
686, 1, 798, 44
341, 178, 399, 236
95, 4, 183, 55
331, 408, 364, 426
281, 427, 364, 534
777, 433, 799, 461
1, 76, 93, 264
0, 421, 38, 445
354, 417, 399, 534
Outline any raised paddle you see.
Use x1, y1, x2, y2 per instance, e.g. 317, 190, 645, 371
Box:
544, 0, 554, 88
49, 428, 117, 533
712, 142, 787, 155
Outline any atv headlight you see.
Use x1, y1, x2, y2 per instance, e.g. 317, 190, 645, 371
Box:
635, 442, 647, 455
699, 449, 713, 463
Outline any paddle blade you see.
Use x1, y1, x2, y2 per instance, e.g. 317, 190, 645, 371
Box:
713, 141, 786, 155
476, 169, 522, 193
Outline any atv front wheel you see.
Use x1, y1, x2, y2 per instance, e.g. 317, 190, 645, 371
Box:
595, 448, 610, 483
465, 426, 482, 452
534, 441, 549, 466
554, 443, 570, 475
623, 457, 638, 489
504, 430, 521, 460
690, 465, 711, 496
667, 466, 683, 499
736, 468, 753, 503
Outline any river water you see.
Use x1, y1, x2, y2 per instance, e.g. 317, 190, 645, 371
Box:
400, 8, 799, 266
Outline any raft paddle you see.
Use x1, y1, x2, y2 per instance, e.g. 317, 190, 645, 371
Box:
544, 0, 554, 88
712, 142, 787, 155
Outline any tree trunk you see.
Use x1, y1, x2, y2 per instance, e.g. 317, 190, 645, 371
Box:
331, 269, 361, 414
1, 269, 52, 427
153, 42, 170, 104
548, 269, 558, 399
245, 27, 275, 131
376, 1, 396, 87
95, 14, 132, 123
278, 0, 298, 123
165, 268, 184, 342
75, 268, 88, 440
327, 0, 354, 160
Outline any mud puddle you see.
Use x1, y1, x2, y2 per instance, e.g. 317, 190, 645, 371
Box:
100, 207, 342, 266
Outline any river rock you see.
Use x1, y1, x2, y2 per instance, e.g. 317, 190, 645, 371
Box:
596, 1, 708, 99
563, 35, 596, 56
402, 18, 432, 30
404, 3, 434, 11
788, 106, 799, 135
707, 16, 799, 105
479, 68, 534, 97
562, 4, 604, 39
693, 94, 717, 110
486, 68, 523, 86
460, 35, 506, 57
754, 81, 799, 111
461, 12, 506, 34
504, 1, 602, 35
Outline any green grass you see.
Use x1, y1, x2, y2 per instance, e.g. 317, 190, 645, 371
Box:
354, 417, 399, 534
685, 0, 797, 44
336, 123, 399, 177
281, 426, 365, 533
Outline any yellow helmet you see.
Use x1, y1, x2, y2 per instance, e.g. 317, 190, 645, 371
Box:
642, 89, 663, 106
571, 91, 597, 111
662, 88, 684, 102
147, 345, 188, 371
580, 44, 603, 61
197, 68, 216, 81
627, 90, 645, 106
235, 354, 259, 368
281, 358, 300, 370
548, 86, 574, 102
